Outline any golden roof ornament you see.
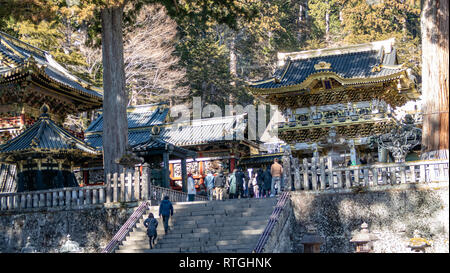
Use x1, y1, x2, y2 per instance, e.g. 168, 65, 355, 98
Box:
314, 61, 332, 70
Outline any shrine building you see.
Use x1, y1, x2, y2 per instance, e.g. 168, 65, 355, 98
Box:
0, 32, 103, 192
84, 103, 259, 192
247, 38, 420, 165
0, 104, 99, 192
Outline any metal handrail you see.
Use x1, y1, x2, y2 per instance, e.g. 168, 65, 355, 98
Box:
253, 191, 291, 253
149, 184, 208, 203
101, 200, 150, 253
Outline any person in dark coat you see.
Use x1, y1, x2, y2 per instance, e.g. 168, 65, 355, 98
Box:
159, 195, 174, 234
235, 168, 245, 198
143, 213, 158, 249
256, 168, 264, 197
214, 171, 226, 201
263, 166, 272, 197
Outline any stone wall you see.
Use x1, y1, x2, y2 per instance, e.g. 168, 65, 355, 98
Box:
0, 203, 138, 253
290, 182, 449, 253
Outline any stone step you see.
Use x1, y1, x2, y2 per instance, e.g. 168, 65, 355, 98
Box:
117, 198, 277, 253
132, 216, 269, 233
144, 232, 261, 241
152, 236, 259, 249
115, 247, 181, 253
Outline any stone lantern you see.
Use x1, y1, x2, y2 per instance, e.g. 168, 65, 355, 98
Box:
300, 225, 324, 253
60, 234, 82, 253
407, 230, 431, 253
350, 222, 377, 253
21, 237, 38, 253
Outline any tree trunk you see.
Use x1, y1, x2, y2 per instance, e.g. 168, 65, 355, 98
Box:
229, 33, 237, 105
420, 0, 449, 159
101, 5, 129, 175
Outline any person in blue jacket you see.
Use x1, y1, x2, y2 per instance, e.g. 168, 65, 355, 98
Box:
204, 171, 215, 200
159, 195, 174, 234
143, 213, 158, 249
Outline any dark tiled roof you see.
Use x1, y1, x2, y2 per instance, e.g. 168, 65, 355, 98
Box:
85, 104, 169, 133
250, 48, 404, 90
238, 153, 283, 166
132, 137, 196, 157
0, 111, 98, 155
0, 31, 103, 100
85, 113, 247, 149
86, 130, 151, 150
160, 115, 247, 146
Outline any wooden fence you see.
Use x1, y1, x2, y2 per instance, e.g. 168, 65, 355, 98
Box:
294, 159, 449, 191
0, 164, 207, 212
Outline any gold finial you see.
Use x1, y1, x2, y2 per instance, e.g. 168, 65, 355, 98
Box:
40, 104, 50, 115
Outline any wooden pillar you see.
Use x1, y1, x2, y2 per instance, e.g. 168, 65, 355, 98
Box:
230, 157, 236, 172
163, 152, 170, 188
181, 158, 187, 193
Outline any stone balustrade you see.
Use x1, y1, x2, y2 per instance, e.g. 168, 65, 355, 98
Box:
293, 159, 448, 192
0, 164, 207, 213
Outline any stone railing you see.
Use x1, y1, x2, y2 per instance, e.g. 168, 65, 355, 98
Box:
101, 200, 151, 253
0, 165, 207, 212
0, 185, 107, 212
292, 159, 449, 192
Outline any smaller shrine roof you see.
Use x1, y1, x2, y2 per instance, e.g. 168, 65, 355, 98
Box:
85, 103, 169, 133
238, 153, 283, 166
0, 31, 102, 108
132, 136, 196, 157
0, 105, 98, 160
85, 104, 251, 149
161, 114, 248, 147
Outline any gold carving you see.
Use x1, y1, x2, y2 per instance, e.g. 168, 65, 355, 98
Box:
314, 61, 332, 70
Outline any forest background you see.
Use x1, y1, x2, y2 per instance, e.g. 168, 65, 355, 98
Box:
0, 0, 421, 131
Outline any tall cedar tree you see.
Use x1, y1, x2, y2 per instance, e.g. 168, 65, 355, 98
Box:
420, 0, 449, 159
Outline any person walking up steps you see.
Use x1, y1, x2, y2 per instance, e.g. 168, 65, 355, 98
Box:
204, 171, 215, 201
263, 166, 272, 197
214, 171, 226, 201
251, 173, 259, 198
159, 195, 173, 234
270, 158, 283, 197
228, 169, 237, 199
143, 213, 158, 249
187, 173, 196, 202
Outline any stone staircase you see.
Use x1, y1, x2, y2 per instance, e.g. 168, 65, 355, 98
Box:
115, 197, 277, 253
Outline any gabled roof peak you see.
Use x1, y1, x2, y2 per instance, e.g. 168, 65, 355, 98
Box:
277, 38, 395, 67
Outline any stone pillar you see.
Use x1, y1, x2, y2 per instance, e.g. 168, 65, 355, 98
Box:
141, 163, 150, 200
282, 152, 292, 191
163, 152, 170, 188
181, 158, 187, 193
292, 157, 301, 190
378, 147, 388, 163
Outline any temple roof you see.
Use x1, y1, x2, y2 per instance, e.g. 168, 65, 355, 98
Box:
248, 38, 414, 94
0, 31, 102, 111
85, 104, 251, 149
132, 136, 196, 157
0, 105, 98, 161
238, 153, 283, 166
86, 103, 169, 132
